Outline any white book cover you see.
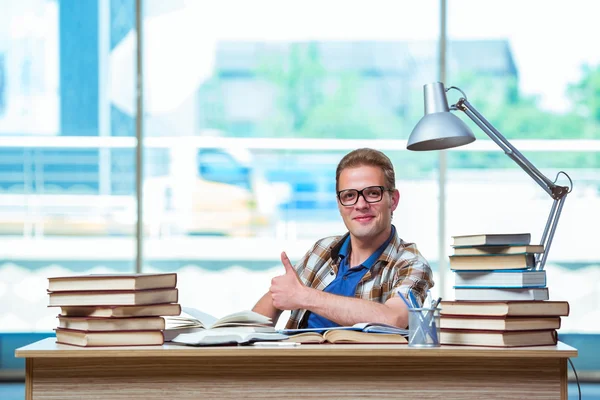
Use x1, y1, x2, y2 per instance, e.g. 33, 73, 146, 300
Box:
454, 287, 549, 301
454, 270, 546, 288
169, 327, 287, 346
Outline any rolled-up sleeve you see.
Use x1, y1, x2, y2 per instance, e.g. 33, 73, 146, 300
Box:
390, 255, 434, 306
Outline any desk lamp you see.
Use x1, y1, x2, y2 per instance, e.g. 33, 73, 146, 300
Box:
407, 82, 572, 270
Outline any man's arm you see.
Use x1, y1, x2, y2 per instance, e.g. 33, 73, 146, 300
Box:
301, 290, 409, 328
270, 252, 410, 328
252, 292, 283, 325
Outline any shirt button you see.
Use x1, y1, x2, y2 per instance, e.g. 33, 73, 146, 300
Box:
342, 276, 348, 280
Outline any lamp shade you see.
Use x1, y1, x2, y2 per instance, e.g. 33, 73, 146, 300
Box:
407, 112, 476, 151
407, 82, 476, 151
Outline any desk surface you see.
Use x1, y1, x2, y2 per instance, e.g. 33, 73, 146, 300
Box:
16, 337, 577, 359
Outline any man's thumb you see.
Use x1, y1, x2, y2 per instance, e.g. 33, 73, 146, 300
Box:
281, 252, 295, 274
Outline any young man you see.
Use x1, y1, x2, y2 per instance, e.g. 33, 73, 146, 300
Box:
252, 148, 434, 329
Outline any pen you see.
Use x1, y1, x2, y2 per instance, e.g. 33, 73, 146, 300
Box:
398, 290, 413, 310
408, 291, 421, 308
426, 289, 433, 307
424, 297, 442, 345
252, 342, 301, 347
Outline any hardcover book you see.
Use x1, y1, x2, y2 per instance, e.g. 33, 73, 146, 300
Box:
452, 233, 531, 247
59, 303, 182, 318
48, 273, 177, 292
48, 288, 179, 306
453, 287, 549, 301
440, 316, 561, 331
453, 245, 544, 256
58, 316, 166, 331
439, 301, 570, 317
440, 328, 557, 347
55, 328, 164, 347
449, 253, 536, 271
453, 270, 546, 288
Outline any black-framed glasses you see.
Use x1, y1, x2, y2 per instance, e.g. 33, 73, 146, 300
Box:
337, 185, 392, 206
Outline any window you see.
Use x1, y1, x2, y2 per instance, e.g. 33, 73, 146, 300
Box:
447, 0, 600, 333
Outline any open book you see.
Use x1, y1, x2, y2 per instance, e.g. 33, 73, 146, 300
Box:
281, 323, 408, 344
285, 330, 407, 344
164, 308, 285, 345
169, 327, 288, 346
281, 322, 408, 335
165, 307, 272, 330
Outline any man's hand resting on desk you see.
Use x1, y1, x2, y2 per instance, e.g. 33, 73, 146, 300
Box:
269, 252, 309, 310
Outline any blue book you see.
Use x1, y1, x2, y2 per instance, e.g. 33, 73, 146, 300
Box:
454, 269, 546, 289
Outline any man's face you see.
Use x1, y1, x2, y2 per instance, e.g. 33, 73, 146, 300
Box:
337, 165, 400, 242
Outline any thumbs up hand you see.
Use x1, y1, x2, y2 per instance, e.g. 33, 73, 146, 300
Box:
270, 252, 309, 310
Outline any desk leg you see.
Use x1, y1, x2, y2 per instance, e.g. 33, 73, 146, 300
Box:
561, 359, 568, 400
25, 359, 33, 400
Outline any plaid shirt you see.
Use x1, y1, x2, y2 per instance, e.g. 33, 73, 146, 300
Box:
285, 229, 434, 329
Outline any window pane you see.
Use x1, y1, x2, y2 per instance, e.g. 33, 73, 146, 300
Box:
0, 0, 136, 332
141, 0, 440, 323
448, 0, 600, 333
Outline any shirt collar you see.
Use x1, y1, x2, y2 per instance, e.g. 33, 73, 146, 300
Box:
337, 225, 396, 269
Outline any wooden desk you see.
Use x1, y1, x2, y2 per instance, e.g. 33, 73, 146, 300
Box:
16, 338, 577, 400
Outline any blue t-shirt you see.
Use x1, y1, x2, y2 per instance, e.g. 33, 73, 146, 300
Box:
305, 226, 396, 329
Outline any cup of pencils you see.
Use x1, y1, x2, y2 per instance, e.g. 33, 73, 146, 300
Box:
401, 291, 441, 347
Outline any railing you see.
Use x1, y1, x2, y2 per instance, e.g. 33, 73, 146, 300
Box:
0, 136, 598, 261
2, 135, 600, 150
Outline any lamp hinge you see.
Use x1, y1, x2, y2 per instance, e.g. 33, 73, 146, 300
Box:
551, 186, 569, 200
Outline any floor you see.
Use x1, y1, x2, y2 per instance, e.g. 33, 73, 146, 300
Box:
1, 382, 599, 399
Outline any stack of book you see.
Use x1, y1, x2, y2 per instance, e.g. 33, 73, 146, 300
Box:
439, 233, 570, 347
48, 273, 181, 347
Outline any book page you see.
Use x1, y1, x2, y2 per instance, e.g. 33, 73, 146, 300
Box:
180, 307, 219, 328
163, 308, 215, 329
284, 332, 326, 343
324, 330, 408, 344
212, 310, 272, 328
280, 326, 354, 334
167, 308, 272, 330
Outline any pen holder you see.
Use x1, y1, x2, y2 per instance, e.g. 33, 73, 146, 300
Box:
408, 307, 441, 348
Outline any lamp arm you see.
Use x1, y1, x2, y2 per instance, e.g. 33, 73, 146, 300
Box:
537, 195, 567, 271
455, 98, 572, 271
458, 98, 568, 198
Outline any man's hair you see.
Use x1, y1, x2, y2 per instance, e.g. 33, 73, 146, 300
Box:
335, 148, 396, 192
